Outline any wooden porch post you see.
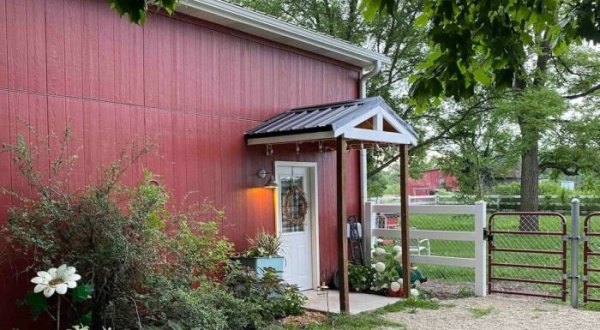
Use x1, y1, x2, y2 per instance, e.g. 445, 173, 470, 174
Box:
400, 144, 411, 298
337, 136, 350, 312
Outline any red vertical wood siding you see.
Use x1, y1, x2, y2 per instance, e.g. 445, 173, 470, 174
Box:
0, 0, 361, 326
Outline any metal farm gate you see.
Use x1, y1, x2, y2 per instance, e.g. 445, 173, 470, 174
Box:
584, 212, 600, 303
488, 212, 568, 301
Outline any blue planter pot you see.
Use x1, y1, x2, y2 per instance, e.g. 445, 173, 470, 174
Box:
236, 257, 285, 278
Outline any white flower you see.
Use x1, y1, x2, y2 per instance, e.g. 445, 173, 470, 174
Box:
410, 288, 420, 297
390, 281, 401, 292
394, 252, 403, 262
373, 247, 386, 256
393, 245, 402, 253
31, 264, 81, 298
380, 283, 389, 289
374, 262, 386, 273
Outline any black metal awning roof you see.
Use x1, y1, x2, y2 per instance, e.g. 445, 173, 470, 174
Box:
245, 97, 418, 146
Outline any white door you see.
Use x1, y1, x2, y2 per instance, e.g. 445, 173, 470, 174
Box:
277, 164, 315, 291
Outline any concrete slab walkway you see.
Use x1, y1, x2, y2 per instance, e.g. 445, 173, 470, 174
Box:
303, 290, 401, 315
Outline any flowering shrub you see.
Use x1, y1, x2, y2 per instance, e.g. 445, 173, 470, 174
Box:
370, 241, 426, 297
370, 244, 403, 293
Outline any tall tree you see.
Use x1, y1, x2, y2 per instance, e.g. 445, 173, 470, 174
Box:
397, 0, 600, 218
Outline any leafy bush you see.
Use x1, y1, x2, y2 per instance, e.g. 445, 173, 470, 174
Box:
143, 280, 256, 330
1, 131, 306, 329
1, 133, 234, 329
2, 135, 168, 328
224, 263, 306, 328
348, 263, 374, 291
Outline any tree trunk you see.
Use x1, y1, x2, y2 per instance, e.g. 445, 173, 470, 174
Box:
518, 128, 540, 231
516, 37, 549, 231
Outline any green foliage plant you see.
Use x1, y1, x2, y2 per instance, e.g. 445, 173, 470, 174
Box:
348, 263, 374, 292
244, 231, 282, 257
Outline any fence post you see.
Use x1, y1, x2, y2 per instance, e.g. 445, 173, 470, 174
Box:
363, 202, 373, 267
474, 200, 487, 297
571, 198, 580, 308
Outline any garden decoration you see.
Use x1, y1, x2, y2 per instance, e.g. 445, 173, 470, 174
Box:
30, 264, 82, 330
282, 184, 309, 226
395, 264, 428, 286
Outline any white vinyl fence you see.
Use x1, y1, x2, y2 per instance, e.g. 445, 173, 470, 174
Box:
363, 201, 487, 296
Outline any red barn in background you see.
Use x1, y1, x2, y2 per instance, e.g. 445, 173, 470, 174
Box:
408, 169, 459, 195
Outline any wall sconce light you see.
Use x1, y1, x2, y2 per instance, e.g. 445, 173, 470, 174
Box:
257, 169, 278, 189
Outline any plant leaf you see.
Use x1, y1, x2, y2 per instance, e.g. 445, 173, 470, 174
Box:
71, 284, 94, 303
24, 292, 48, 318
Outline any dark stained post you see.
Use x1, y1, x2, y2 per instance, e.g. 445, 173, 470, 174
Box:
337, 136, 350, 312
400, 144, 411, 298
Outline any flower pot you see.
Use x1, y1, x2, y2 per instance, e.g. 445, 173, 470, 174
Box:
235, 256, 284, 278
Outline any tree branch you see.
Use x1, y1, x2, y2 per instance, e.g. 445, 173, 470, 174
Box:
564, 83, 600, 99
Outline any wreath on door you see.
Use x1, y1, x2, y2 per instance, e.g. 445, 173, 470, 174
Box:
282, 184, 309, 226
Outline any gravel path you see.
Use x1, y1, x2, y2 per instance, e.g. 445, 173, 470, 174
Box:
383, 295, 599, 330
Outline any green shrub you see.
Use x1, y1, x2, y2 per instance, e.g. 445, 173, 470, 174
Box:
144, 281, 256, 330
224, 263, 307, 328
348, 263, 374, 291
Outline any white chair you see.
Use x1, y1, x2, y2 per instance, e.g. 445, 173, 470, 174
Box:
376, 214, 431, 256
409, 231, 431, 256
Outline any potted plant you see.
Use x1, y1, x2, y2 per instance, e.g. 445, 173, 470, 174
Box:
236, 231, 285, 277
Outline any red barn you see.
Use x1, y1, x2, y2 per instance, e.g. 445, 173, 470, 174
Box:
408, 169, 459, 195
0, 0, 418, 325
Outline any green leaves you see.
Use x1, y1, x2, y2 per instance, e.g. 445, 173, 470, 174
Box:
107, 0, 179, 25
407, 0, 600, 107
360, 0, 397, 21
24, 292, 48, 319
473, 67, 491, 86
71, 284, 94, 303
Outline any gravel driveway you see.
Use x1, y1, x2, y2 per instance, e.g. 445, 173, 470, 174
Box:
383, 295, 599, 330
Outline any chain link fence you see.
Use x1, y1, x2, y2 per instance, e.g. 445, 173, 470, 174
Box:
411, 213, 477, 297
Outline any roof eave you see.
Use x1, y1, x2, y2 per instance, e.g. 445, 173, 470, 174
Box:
176, 0, 390, 68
